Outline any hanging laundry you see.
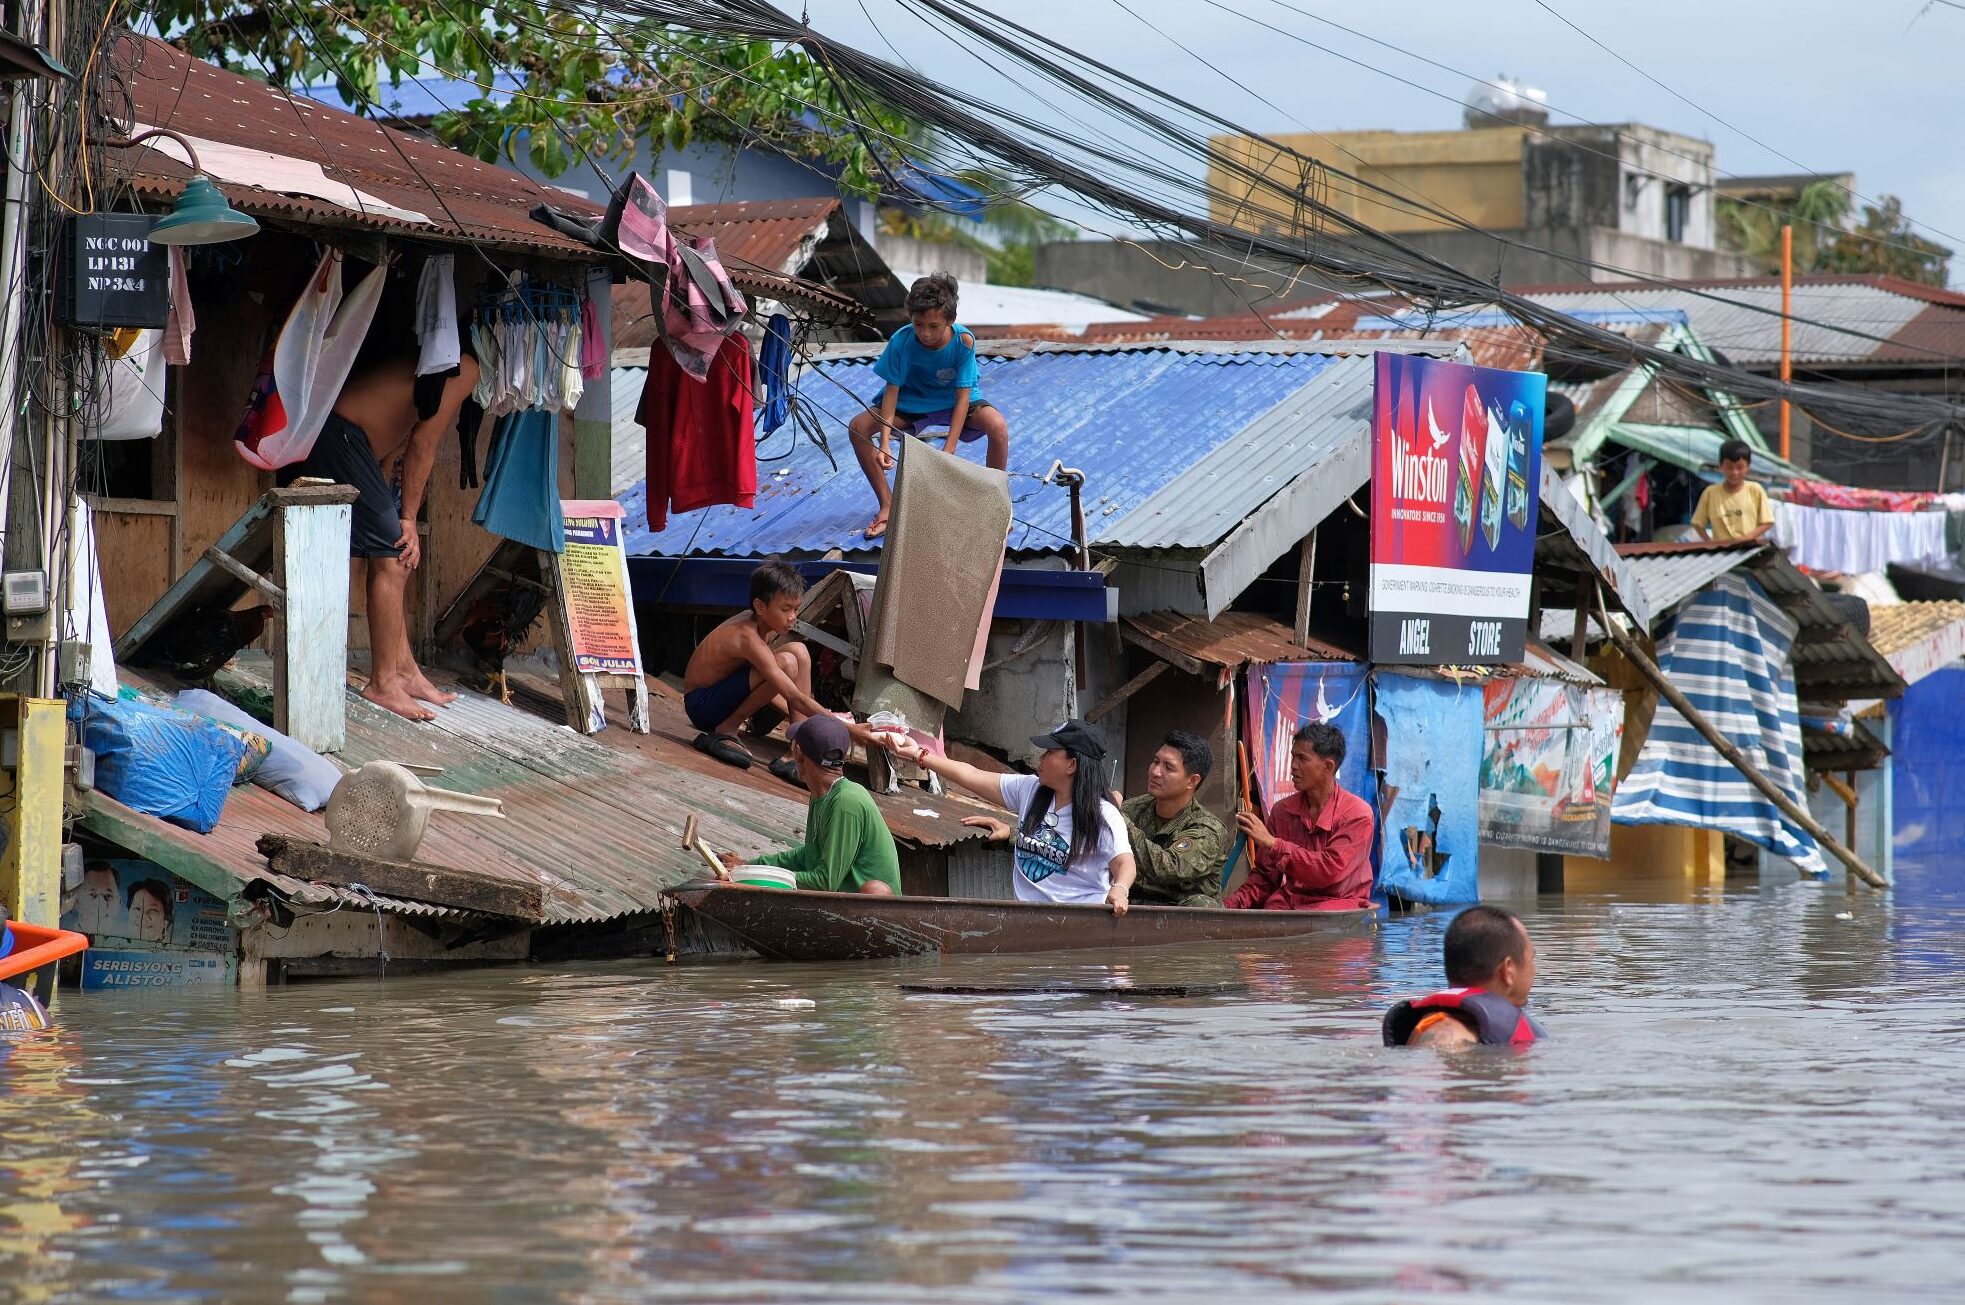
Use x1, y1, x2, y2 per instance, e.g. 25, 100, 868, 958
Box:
163, 246, 195, 366
639, 332, 756, 532
234, 248, 386, 471
470, 280, 585, 414
456, 397, 485, 491
413, 367, 457, 422
758, 312, 794, 436
1771, 500, 1947, 574
607, 173, 746, 380
83, 329, 167, 441
580, 267, 609, 381
416, 253, 459, 377
473, 408, 564, 553
1786, 479, 1935, 513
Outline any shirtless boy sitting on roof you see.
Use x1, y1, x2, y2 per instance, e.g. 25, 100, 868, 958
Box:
684, 561, 827, 784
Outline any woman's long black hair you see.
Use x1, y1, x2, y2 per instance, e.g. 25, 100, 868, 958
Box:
1018, 745, 1113, 863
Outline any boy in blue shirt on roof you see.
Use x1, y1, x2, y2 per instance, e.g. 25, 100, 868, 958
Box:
849, 273, 1010, 539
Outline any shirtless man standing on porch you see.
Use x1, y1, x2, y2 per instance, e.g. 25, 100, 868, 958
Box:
287, 348, 479, 721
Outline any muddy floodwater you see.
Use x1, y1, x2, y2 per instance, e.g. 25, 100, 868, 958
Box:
4, 881, 1963, 1303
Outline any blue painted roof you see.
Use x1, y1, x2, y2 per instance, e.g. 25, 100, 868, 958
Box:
303, 73, 528, 122
300, 76, 984, 217
619, 346, 1356, 559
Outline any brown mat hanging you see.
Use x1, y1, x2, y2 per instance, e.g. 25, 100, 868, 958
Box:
865, 439, 1012, 709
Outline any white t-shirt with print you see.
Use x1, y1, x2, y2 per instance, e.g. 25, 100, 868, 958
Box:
997, 773, 1133, 905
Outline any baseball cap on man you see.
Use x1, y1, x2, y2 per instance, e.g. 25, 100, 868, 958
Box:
1029, 718, 1106, 762
789, 714, 852, 768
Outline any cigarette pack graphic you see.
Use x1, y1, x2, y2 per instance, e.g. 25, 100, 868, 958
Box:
1505, 398, 1532, 529
1454, 383, 1485, 553
1480, 396, 1507, 551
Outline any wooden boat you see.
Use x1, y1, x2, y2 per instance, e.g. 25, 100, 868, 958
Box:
664, 881, 1375, 962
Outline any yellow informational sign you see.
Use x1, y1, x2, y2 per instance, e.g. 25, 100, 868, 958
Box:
557, 507, 642, 677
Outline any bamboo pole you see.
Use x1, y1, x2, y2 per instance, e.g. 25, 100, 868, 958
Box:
1597, 592, 1885, 889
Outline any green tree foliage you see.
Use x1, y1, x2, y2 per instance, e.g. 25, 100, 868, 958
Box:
148, 2, 915, 191
1718, 182, 1950, 286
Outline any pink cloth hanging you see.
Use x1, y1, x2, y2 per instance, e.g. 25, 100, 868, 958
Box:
163, 247, 195, 366
612, 174, 746, 381
579, 294, 606, 381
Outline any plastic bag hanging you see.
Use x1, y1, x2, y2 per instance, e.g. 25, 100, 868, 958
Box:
235, 248, 386, 470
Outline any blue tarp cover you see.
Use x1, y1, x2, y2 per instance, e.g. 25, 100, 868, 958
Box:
1612, 573, 1827, 876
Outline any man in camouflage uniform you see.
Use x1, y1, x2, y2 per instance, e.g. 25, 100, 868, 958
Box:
1120, 730, 1227, 908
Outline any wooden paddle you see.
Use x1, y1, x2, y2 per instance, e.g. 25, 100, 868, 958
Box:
681, 814, 732, 881
1220, 742, 1255, 890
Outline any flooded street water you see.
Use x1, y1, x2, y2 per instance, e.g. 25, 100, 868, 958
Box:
5, 882, 1963, 1303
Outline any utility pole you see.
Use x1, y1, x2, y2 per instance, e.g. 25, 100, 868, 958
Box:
1779, 223, 1793, 462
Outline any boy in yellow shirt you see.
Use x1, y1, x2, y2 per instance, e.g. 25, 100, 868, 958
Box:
1691, 439, 1774, 543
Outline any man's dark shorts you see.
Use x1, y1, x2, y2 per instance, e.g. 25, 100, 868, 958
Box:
286, 413, 402, 558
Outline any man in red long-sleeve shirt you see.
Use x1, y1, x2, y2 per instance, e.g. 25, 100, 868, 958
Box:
1227, 721, 1376, 911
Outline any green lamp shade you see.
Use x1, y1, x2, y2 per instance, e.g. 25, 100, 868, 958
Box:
148, 175, 258, 245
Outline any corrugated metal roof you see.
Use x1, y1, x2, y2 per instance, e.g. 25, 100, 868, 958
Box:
620, 343, 1373, 559
115, 39, 850, 312
1061, 309, 1534, 370
1521, 278, 1965, 367
118, 37, 604, 260
1799, 717, 1887, 772
610, 365, 649, 498
1535, 466, 1654, 629
1115, 352, 1371, 549
1597, 540, 1903, 701
1605, 540, 1764, 613
934, 282, 1150, 332
96, 658, 987, 928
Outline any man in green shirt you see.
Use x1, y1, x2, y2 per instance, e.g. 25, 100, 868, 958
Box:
726, 715, 903, 895
1120, 730, 1227, 908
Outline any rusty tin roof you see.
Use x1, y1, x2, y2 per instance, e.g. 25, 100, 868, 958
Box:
88, 660, 987, 927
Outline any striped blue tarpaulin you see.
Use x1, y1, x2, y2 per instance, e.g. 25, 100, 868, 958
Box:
1611, 573, 1827, 877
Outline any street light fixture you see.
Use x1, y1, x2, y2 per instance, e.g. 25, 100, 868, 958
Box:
92, 128, 259, 245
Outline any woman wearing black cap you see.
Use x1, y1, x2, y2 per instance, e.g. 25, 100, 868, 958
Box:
886, 719, 1137, 914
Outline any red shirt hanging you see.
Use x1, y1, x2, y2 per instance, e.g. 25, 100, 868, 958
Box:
640, 332, 756, 531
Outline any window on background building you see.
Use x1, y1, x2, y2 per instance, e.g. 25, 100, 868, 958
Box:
1623, 172, 1643, 214
666, 169, 693, 207
1665, 184, 1691, 243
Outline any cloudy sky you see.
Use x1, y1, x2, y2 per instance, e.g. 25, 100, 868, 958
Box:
819, 0, 1965, 280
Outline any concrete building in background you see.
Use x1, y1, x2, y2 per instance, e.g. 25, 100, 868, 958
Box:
1037, 114, 1757, 319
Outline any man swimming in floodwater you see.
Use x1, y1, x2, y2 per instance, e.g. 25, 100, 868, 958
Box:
1383, 904, 1544, 1048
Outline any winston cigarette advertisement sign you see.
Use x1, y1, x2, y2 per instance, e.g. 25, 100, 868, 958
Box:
1369, 353, 1545, 664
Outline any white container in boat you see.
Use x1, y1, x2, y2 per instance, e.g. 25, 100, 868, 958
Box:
731, 864, 796, 890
